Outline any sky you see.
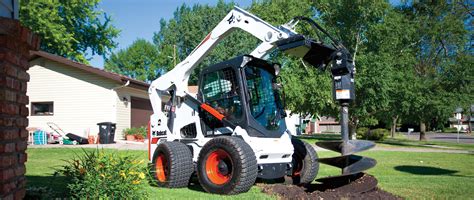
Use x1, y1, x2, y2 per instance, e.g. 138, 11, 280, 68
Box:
89, 0, 253, 68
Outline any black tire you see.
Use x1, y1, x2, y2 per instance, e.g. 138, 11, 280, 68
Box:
288, 138, 319, 185
151, 141, 193, 188
197, 136, 257, 195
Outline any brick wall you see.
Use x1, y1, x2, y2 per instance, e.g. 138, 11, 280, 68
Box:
0, 17, 40, 200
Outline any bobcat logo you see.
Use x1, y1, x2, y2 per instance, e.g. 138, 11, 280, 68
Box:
227, 13, 236, 24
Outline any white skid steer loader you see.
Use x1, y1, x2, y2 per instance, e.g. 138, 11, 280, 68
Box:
147, 6, 375, 195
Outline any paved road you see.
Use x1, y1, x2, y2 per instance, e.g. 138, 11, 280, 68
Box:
403, 132, 474, 144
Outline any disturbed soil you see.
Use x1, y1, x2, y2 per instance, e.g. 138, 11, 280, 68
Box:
261, 173, 401, 200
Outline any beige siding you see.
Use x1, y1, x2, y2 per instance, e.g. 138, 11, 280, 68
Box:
114, 87, 150, 139
27, 59, 119, 138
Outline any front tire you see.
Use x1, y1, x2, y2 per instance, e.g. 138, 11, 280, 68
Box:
152, 141, 193, 188
197, 136, 257, 195
288, 138, 319, 185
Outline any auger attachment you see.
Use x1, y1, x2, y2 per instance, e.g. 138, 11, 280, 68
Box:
315, 47, 377, 183
315, 103, 377, 183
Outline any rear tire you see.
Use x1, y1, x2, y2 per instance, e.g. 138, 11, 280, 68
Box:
152, 141, 193, 188
288, 138, 319, 185
197, 136, 257, 195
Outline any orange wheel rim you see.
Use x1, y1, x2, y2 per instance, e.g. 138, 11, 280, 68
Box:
205, 149, 232, 185
156, 154, 167, 182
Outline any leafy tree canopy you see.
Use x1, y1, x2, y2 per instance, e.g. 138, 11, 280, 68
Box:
20, 0, 120, 63
105, 39, 160, 82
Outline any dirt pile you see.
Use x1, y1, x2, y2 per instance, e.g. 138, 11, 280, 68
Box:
261, 174, 401, 200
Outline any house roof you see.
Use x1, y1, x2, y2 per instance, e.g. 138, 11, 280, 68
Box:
30, 51, 150, 91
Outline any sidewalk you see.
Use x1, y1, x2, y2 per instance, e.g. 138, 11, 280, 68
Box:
311, 144, 473, 154
27, 139, 147, 150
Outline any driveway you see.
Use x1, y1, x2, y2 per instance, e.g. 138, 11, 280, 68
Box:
28, 139, 147, 150
402, 132, 474, 144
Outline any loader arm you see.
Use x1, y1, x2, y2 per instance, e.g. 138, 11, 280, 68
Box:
148, 6, 298, 113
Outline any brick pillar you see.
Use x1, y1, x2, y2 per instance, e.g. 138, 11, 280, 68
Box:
0, 17, 40, 200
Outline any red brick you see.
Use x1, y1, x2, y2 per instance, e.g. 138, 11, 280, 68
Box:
0, 169, 15, 181
0, 183, 15, 196
4, 52, 21, 66
0, 143, 15, 153
16, 70, 29, 81
0, 76, 5, 85
17, 176, 26, 188
4, 90, 17, 102
18, 153, 27, 163
20, 82, 27, 92
0, 155, 17, 168
0, 128, 19, 140
2, 194, 13, 200
0, 36, 6, 46
5, 77, 20, 90
14, 118, 28, 127
19, 58, 29, 70
19, 129, 28, 139
20, 106, 28, 117
1, 103, 20, 115
3, 63, 18, 77
16, 94, 28, 105
2, 117, 14, 127
14, 188, 25, 200
13, 165, 25, 177
15, 141, 27, 151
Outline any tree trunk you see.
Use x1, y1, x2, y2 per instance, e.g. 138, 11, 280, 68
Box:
348, 117, 358, 140
391, 115, 399, 138
419, 122, 427, 141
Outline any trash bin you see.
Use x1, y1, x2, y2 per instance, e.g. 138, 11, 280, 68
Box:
33, 130, 47, 145
97, 122, 116, 144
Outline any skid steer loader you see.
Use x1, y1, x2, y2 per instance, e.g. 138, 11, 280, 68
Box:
147, 6, 375, 195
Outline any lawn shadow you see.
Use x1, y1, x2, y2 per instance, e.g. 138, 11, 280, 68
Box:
26, 175, 68, 198
394, 165, 458, 176
297, 134, 341, 141
187, 176, 206, 193
377, 139, 426, 148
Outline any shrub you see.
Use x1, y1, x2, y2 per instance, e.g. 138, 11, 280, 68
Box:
357, 128, 388, 141
356, 127, 370, 139
58, 149, 149, 199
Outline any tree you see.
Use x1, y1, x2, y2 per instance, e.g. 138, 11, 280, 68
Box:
313, 0, 395, 137
105, 39, 160, 82
365, 8, 418, 137
153, 1, 256, 84
400, 1, 471, 140
20, 0, 120, 63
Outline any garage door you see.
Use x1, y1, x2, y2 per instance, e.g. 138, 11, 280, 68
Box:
131, 97, 153, 128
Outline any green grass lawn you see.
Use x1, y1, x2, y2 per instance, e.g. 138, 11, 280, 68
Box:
26, 148, 474, 199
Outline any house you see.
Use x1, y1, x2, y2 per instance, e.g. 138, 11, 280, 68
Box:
298, 115, 340, 134
27, 51, 154, 140
449, 106, 473, 132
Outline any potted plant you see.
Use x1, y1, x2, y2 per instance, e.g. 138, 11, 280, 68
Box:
123, 128, 136, 141
134, 126, 147, 142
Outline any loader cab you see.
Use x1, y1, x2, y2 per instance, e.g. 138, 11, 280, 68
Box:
198, 55, 287, 138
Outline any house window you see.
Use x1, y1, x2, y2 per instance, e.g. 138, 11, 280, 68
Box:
31, 102, 54, 116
